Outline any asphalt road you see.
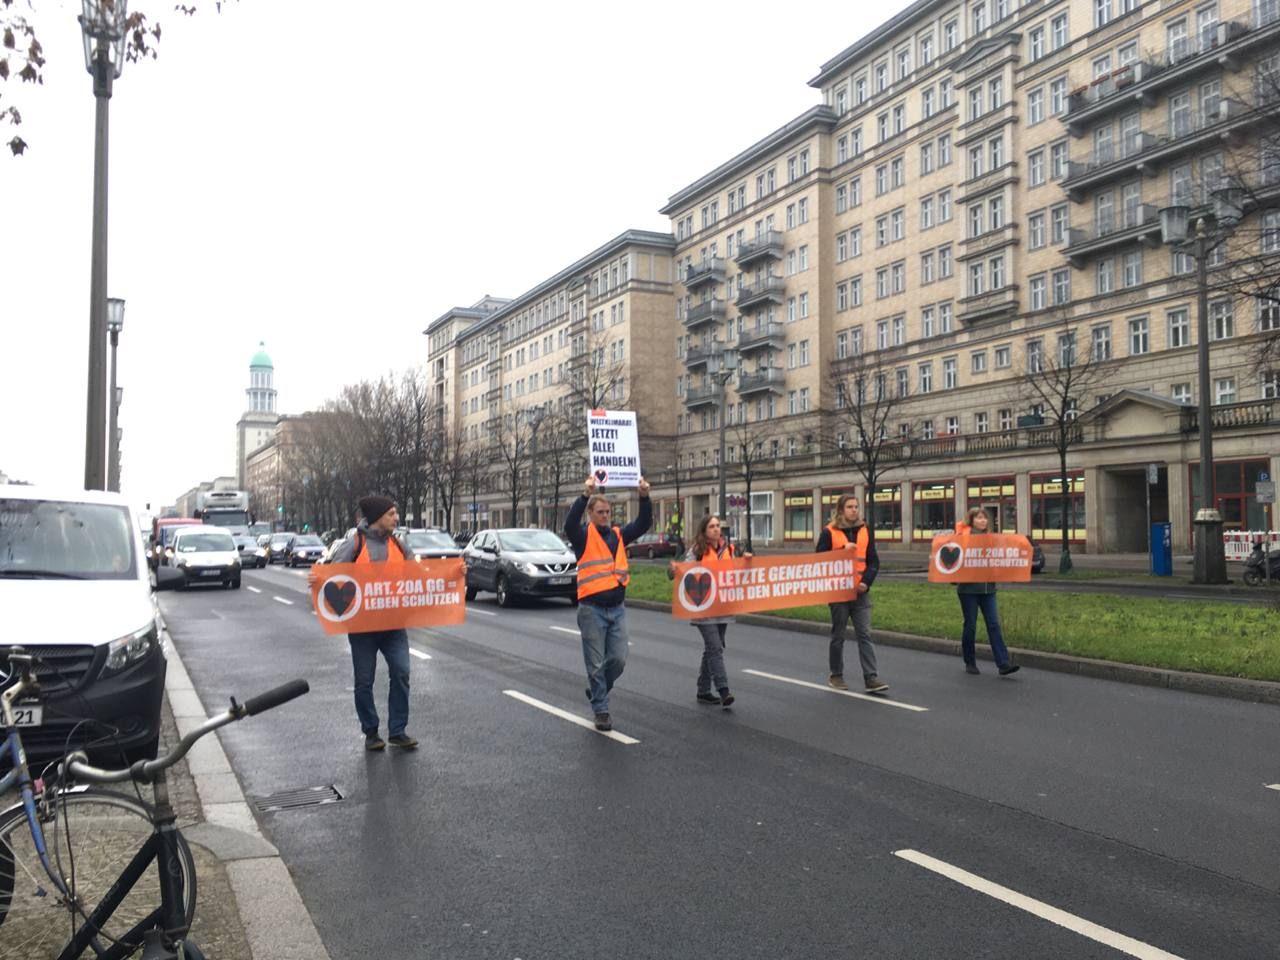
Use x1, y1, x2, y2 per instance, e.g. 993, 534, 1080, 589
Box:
160, 563, 1280, 960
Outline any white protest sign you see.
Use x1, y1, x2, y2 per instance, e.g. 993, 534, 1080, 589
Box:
587, 409, 641, 487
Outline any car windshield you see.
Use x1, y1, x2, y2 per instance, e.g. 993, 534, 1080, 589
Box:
407, 532, 455, 550
270, 535, 292, 546
496, 530, 568, 552
294, 536, 323, 547
0, 498, 138, 580
176, 534, 236, 552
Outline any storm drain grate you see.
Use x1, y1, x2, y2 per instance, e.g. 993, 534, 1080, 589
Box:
251, 785, 344, 813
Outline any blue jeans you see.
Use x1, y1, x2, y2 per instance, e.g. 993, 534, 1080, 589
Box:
695, 622, 729, 695
958, 593, 1010, 668
349, 629, 411, 737
578, 603, 628, 714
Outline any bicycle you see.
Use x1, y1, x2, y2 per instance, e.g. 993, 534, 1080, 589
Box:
0, 645, 309, 959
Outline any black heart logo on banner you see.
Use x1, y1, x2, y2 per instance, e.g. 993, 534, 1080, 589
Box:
683, 571, 712, 606
939, 545, 962, 571
594, 468, 608, 484
324, 581, 358, 617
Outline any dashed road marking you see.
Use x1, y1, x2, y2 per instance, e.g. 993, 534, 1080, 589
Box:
893, 849, 1185, 960
272, 596, 294, 606
409, 648, 432, 661
1267, 783, 1280, 792
247, 586, 262, 594
742, 669, 928, 712
502, 690, 639, 745
467, 607, 498, 616
549, 626, 579, 636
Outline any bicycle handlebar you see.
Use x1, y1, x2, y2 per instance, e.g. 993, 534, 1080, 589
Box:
61, 678, 310, 785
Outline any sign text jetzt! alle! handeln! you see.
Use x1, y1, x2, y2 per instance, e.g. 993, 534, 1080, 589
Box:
587, 409, 642, 488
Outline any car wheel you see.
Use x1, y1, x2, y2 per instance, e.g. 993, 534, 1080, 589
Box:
496, 575, 513, 608
1244, 569, 1261, 586
465, 585, 477, 601
232, 578, 242, 589
646, 547, 655, 559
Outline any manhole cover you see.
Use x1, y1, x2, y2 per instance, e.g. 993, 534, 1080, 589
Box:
251, 785, 344, 812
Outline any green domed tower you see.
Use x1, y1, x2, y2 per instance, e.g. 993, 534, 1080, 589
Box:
237, 342, 280, 487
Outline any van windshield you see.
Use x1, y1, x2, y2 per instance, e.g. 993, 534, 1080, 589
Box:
0, 499, 138, 580
176, 534, 236, 552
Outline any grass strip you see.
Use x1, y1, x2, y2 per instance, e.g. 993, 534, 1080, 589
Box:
626, 565, 1280, 682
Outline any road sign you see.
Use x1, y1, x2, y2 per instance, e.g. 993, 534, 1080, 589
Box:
1146, 463, 1159, 485
1260, 472, 1270, 482
1257, 481, 1276, 504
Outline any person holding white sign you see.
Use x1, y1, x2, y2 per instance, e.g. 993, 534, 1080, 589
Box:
564, 474, 651, 731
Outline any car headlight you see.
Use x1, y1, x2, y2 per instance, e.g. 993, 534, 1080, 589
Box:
515, 561, 538, 576
165, 548, 175, 558
104, 623, 157, 675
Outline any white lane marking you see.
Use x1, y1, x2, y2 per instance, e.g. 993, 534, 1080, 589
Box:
549, 626, 579, 635
893, 849, 1185, 960
467, 606, 498, 617
272, 596, 294, 606
743, 669, 928, 712
1266, 783, 1280, 792
409, 648, 432, 661
502, 690, 639, 745
247, 586, 262, 594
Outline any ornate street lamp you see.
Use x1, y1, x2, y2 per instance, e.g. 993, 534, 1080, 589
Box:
705, 345, 739, 523
106, 296, 125, 492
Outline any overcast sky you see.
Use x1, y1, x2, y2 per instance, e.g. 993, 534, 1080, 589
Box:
2, 0, 884, 512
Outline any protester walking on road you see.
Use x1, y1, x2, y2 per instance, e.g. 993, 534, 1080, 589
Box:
956, 507, 1020, 677
667, 514, 751, 708
564, 475, 652, 731
320, 495, 420, 750
815, 494, 888, 694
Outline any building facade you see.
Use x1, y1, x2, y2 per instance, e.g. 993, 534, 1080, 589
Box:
652, 0, 1280, 552
236, 343, 279, 488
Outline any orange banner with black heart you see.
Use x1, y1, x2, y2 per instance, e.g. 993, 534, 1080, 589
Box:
310, 559, 467, 634
670, 550, 859, 620
927, 533, 1033, 583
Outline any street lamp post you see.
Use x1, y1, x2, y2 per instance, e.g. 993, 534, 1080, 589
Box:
528, 407, 546, 528
106, 296, 125, 492
705, 346, 739, 523
79, 1, 129, 491
1159, 204, 1228, 584
665, 462, 683, 539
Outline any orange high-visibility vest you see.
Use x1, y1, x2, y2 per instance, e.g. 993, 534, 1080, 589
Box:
354, 531, 407, 565
826, 523, 868, 579
698, 540, 735, 571
577, 524, 630, 600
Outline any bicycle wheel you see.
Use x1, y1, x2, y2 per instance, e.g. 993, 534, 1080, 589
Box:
0, 788, 197, 959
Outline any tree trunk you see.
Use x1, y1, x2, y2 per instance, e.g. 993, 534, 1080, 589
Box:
1058, 445, 1073, 573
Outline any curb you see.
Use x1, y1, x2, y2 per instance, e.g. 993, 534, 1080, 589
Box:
161, 624, 333, 960
624, 598, 1280, 706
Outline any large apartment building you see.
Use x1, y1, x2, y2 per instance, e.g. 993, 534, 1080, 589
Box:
425, 231, 678, 530
655, 0, 1280, 552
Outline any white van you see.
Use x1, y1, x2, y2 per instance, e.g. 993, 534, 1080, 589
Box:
170, 526, 242, 589
0, 485, 168, 763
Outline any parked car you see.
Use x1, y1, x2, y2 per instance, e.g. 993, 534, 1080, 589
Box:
399, 528, 464, 561
1027, 536, 1045, 574
317, 537, 348, 565
462, 528, 578, 607
0, 485, 168, 763
265, 532, 295, 564
625, 532, 682, 560
453, 530, 475, 547
170, 527, 242, 589
233, 533, 267, 568
284, 534, 326, 566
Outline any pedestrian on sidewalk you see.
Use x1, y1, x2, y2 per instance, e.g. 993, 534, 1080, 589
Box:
318, 495, 420, 750
956, 507, 1020, 678
815, 494, 888, 694
667, 514, 751, 708
564, 474, 652, 732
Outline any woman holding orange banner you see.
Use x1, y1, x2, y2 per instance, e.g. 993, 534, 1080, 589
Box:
956, 507, 1020, 677
667, 514, 750, 708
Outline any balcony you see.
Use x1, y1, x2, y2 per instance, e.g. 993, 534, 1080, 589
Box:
684, 343, 724, 369
1062, 98, 1257, 199
1183, 398, 1276, 432
684, 383, 723, 408
1061, 203, 1162, 266
1064, 11, 1280, 135
684, 257, 726, 290
684, 298, 727, 329
957, 284, 1019, 325
736, 367, 786, 396
737, 322, 786, 354
736, 276, 785, 311
735, 230, 784, 267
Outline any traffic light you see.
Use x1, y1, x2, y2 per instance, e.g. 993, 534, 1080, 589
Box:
303, 523, 310, 532
276, 505, 283, 514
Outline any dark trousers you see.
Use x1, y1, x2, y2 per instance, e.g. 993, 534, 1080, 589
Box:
958, 593, 1011, 668
349, 629, 411, 737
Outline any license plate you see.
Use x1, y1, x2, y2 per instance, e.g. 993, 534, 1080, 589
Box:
12, 705, 41, 727
549, 576, 572, 585
200, 569, 220, 577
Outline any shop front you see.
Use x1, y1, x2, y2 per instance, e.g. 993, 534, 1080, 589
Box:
869, 484, 903, 542
912, 481, 956, 541
966, 476, 1016, 533
1031, 470, 1086, 544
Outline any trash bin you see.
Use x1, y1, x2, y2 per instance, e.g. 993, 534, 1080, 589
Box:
1151, 522, 1172, 576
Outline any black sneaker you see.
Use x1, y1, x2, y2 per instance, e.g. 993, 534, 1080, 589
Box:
585, 688, 592, 701
696, 692, 720, 704
593, 712, 613, 731
864, 676, 890, 694
365, 733, 386, 751
965, 662, 981, 675
388, 734, 419, 749
719, 690, 735, 708
998, 663, 1021, 676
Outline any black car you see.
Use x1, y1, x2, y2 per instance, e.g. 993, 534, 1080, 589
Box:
1027, 536, 1046, 574
462, 528, 579, 607
265, 532, 295, 564
284, 534, 326, 566
398, 528, 464, 561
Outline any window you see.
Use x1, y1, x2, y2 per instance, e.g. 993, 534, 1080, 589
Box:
919, 362, 933, 393
975, 411, 990, 433
877, 270, 889, 299
973, 1, 988, 34
969, 203, 984, 238
1259, 299, 1280, 332
893, 103, 906, 135
938, 189, 952, 222
1027, 339, 1045, 375
799, 293, 809, 318
1029, 26, 1045, 60
995, 345, 1011, 368
892, 262, 906, 294
1050, 141, 1068, 181
1172, 382, 1192, 404
878, 112, 890, 142
1129, 316, 1149, 355
1053, 268, 1071, 305
939, 245, 953, 277
855, 76, 868, 104
1051, 13, 1068, 49
1168, 308, 1190, 348
969, 145, 984, 180
988, 77, 1003, 112
1030, 274, 1047, 310
1091, 325, 1112, 360
989, 196, 1005, 230
1263, 371, 1280, 399
921, 251, 935, 284
1051, 204, 1069, 244
1029, 212, 1046, 249
940, 78, 954, 109
892, 314, 905, 345
1211, 300, 1234, 339
892, 158, 905, 188
945, 415, 960, 435
836, 331, 849, 356
970, 87, 985, 122
850, 176, 862, 207
972, 350, 987, 374
920, 32, 935, 65
1122, 249, 1143, 288
1097, 258, 1115, 295
799, 245, 809, 270
850, 227, 862, 256
990, 255, 1006, 289
876, 215, 889, 247
922, 306, 935, 337
921, 142, 935, 175
1050, 76, 1068, 116
835, 86, 849, 115
1027, 88, 1044, 125
837, 281, 849, 311
922, 419, 936, 439
944, 18, 958, 50
1214, 377, 1237, 405
921, 196, 934, 229
969, 262, 985, 297
922, 87, 936, 118
1029, 150, 1045, 187
939, 134, 952, 167
875, 61, 888, 93
989, 135, 1004, 169
876, 165, 888, 195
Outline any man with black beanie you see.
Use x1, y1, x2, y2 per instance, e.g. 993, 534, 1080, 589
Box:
323, 494, 419, 751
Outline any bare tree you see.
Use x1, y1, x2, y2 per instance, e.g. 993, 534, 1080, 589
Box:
460, 439, 490, 533
537, 408, 585, 531
1016, 316, 1110, 572
728, 416, 776, 553
824, 351, 917, 534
